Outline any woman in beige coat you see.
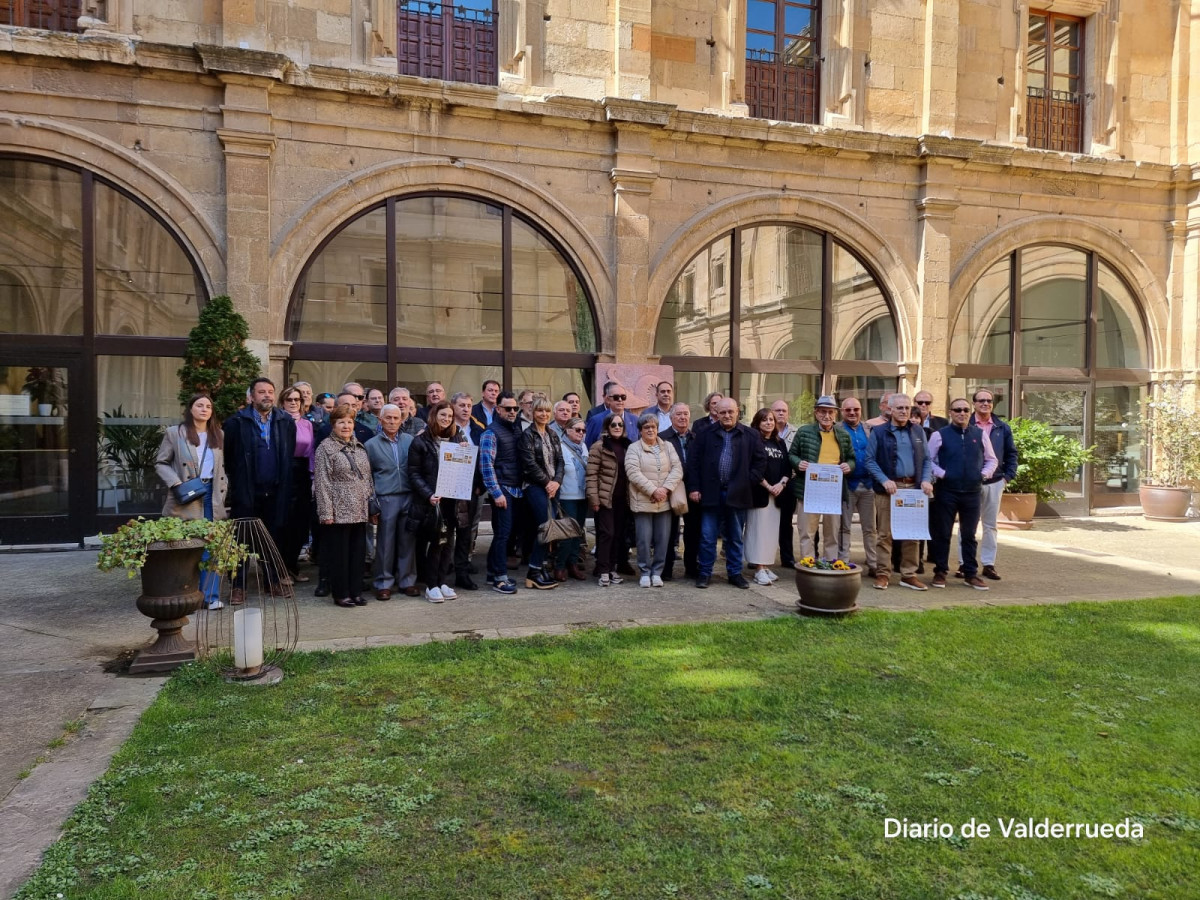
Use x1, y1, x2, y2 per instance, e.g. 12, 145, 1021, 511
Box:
154, 393, 228, 608
624, 412, 683, 587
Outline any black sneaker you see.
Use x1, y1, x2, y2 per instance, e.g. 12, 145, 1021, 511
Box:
729, 574, 750, 589
695, 576, 710, 589
455, 575, 479, 591
314, 579, 331, 597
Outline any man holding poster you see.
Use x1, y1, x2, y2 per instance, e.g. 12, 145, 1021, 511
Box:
788, 396, 855, 562
864, 394, 933, 591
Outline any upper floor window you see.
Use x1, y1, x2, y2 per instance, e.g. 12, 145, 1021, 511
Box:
1026, 10, 1083, 153
0, 0, 83, 32
745, 0, 820, 124
397, 0, 498, 86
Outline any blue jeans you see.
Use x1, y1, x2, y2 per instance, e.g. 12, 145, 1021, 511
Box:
698, 494, 747, 579
199, 483, 220, 606
487, 487, 517, 579
555, 498, 587, 568
524, 483, 551, 569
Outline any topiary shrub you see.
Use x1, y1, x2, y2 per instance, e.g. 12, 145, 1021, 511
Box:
177, 295, 262, 421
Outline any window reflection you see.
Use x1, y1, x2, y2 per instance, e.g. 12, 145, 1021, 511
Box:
951, 257, 1010, 364
740, 372, 819, 423
740, 226, 821, 361
655, 236, 732, 357
1096, 262, 1145, 369
1020, 245, 1086, 368
96, 357, 178, 516
292, 208, 388, 345
511, 218, 595, 353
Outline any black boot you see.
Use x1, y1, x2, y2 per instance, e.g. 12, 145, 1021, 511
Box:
314, 578, 331, 597
524, 567, 558, 590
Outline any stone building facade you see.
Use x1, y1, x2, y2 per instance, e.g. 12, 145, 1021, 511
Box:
1, 0, 1197, 541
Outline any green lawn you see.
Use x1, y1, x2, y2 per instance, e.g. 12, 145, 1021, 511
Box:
18, 598, 1200, 900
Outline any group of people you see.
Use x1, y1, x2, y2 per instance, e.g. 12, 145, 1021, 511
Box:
152, 375, 1018, 609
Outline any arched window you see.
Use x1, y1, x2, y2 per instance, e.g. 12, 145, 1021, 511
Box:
286, 193, 598, 408
0, 156, 209, 543
656, 224, 898, 421
951, 245, 1150, 511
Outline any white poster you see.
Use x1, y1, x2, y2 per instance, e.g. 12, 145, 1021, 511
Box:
434, 441, 479, 500
800, 464, 843, 515
890, 489, 931, 540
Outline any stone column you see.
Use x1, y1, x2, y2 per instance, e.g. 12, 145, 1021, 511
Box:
217, 74, 277, 378
921, 0, 958, 137
604, 101, 668, 361
913, 148, 961, 404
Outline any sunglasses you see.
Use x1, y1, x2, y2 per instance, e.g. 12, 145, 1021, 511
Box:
609, 423, 624, 430
974, 398, 994, 404
915, 400, 932, 405
571, 426, 586, 433
951, 407, 971, 413
350, 393, 364, 401
499, 405, 518, 412
608, 394, 627, 402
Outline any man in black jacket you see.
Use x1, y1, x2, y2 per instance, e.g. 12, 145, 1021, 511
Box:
685, 398, 766, 589
914, 390, 949, 435
223, 377, 297, 602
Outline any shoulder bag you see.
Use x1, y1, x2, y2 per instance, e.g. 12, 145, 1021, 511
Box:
173, 437, 209, 506
537, 498, 584, 545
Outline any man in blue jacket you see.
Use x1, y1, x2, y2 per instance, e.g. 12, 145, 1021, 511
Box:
685, 398, 766, 589
365, 405, 418, 600
960, 387, 1019, 580
928, 399, 997, 590
864, 393, 932, 592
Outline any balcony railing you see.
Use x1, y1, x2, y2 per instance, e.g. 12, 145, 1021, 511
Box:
0, 0, 83, 31
745, 50, 818, 124
397, 1, 497, 86
1026, 86, 1082, 153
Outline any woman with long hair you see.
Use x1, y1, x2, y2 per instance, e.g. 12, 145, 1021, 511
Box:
313, 404, 375, 608
154, 393, 228, 609
554, 415, 589, 581
278, 384, 315, 584
745, 407, 791, 585
407, 400, 468, 603
518, 396, 564, 590
624, 411, 683, 587
585, 412, 631, 587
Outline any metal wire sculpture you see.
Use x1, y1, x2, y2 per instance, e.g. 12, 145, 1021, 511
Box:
196, 517, 299, 684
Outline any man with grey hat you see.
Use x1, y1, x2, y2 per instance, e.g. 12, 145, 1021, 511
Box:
787, 395, 855, 561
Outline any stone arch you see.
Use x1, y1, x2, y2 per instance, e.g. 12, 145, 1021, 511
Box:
648, 191, 919, 358
951, 215, 1166, 370
0, 114, 223, 297
270, 159, 612, 350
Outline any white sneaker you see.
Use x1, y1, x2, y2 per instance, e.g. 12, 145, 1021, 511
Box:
765, 569, 779, 583
598, 572, 610, 587
754, 569, 772, 586
425, 587, 445, 603
639, 575, 651, 588
204, 599, 224, 610
439, 584, 458, 600
609, 571, 624, 585
651, 575, 664, 587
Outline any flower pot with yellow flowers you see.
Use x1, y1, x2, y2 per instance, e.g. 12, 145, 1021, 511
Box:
793, 557, 860, 616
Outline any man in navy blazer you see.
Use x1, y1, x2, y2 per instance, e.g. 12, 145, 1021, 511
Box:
685, 398, 766, 589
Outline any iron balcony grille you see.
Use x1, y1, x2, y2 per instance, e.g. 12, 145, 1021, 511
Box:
1026, 86, 1082, 153
745, 51, 818, 124
397, 1, 497, 87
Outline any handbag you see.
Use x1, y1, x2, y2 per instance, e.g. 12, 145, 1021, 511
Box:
537, 498, 584, 545
368, 494, 381, 518
173, 440, 209, 505
669, 479, 690, 516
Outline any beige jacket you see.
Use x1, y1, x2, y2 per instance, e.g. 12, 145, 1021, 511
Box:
154, 425, 228, 519
624, 438, 682, 514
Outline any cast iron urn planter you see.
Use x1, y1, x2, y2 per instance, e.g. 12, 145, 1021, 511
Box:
794, 563, 861, 617
128, 538, 206, 674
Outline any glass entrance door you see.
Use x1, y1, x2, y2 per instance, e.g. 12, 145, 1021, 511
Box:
0, 358, 89, 543
1020, 382, 1090, 516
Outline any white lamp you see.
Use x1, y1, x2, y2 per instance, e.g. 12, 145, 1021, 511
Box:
233, 607, 264, 674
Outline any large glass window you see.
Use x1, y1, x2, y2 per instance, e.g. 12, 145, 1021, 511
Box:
288, 193, 598, 404
952, 245, 1149, 509
0, 156, 209, 543
658, 224, 898, 418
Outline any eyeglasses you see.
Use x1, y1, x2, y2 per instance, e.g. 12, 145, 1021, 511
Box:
499, 405, 518, 412
608, 394, 626, 402
974, 398, 994, 404
915, 400, 932, 405
951, 407, 971, 413
571, 426, 586, 433
892, 405, 911, 412
609, 423, 624, 430
842, 407, 861, 413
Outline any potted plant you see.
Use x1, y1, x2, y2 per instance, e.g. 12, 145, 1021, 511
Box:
1000, 417, 1096, 529
22, 366, 66, 415
793, 556, 860, 616
1138, 380, 1200, 521
98, 405, 165, 510
98, 516, 249, 672
177, 294, 264, 421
